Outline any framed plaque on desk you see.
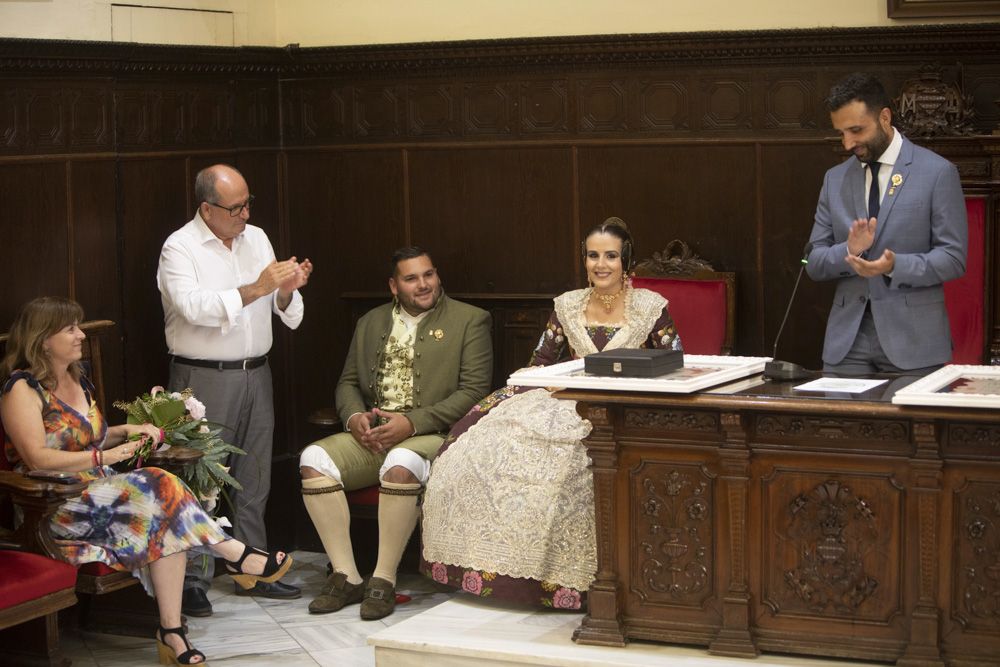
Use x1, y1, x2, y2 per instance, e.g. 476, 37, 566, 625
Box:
509, 354, 769, 394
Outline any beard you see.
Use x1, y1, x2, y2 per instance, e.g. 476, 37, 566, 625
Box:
397, 285, 442, 315
856, 123, 891, 164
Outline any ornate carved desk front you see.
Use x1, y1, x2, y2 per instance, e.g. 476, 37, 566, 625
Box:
562, 379, 1000, 666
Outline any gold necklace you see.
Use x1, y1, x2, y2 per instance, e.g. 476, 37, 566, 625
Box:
592, 289, 622, 313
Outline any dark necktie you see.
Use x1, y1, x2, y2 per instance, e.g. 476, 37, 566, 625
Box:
867, 161, 881, 220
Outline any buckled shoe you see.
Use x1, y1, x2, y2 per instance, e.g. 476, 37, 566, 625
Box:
308, 572, 365, 614
360, 576, 396, 620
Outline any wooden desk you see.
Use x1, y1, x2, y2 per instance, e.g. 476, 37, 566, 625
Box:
562, 377, 1000, 666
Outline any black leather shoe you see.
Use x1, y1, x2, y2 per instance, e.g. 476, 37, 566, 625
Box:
181, 587, 213, 618
234, 580, 302, 599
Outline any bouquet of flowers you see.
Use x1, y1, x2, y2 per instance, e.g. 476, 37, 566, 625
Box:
114, 386, 244, 510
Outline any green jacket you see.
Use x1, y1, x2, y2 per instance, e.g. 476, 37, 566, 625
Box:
335, 295, 493, 435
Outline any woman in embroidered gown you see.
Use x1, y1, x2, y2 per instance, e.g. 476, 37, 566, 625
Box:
421, 218, 682, 608
1, 297, 293, 666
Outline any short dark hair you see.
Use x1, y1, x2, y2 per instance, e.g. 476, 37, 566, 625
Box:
826, 72, 892, 115
391, 246, 432, 275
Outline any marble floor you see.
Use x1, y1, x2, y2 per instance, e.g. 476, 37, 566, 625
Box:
60, 551, 884, 667
59, 551, 455, 666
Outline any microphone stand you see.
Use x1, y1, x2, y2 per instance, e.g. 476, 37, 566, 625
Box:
763, 250, 812, 381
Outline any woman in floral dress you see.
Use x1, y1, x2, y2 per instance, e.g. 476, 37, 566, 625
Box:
421, 218, 682, 609
1, 297, 293, 666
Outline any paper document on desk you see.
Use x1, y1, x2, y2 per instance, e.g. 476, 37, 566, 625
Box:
793, 378, 888, 393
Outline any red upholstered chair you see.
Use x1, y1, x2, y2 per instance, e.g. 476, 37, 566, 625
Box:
631, 240, 736, 355
0, 444, 83, 667
944, 197, 986, 364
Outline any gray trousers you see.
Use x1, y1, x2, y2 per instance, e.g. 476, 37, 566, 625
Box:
169, 359, 274, 592
824, 309, 944, 377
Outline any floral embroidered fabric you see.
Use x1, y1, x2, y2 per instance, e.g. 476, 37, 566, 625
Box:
376, 308, 416, 411
421, 288, 681, 607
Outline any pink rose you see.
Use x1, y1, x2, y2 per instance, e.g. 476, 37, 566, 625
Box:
150, 385, 165, 397
431, 562, 448, 584
461, 571, 483, 595
552, 587, 582, 609
184, 395, 206, 421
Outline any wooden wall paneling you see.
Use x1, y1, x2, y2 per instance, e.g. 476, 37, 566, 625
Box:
407, 146, 576, 294
283, 149, 406, 422
281, 79, 351, 145
70, 158, 124, 406
232, 79, 280, 147
117, 156, 194, 398
758, 142, 842, 369
576, 143, 761, 354
0, 161, 70, 325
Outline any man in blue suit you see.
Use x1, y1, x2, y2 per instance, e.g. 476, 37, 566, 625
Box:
806, 73, 967, 375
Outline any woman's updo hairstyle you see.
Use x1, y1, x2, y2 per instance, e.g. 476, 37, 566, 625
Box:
581, 216, 635, 273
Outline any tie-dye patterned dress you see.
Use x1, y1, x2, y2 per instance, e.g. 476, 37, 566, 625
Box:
2, 371, 229, 592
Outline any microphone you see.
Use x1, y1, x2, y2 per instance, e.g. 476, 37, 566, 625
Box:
763, 242, 813, 381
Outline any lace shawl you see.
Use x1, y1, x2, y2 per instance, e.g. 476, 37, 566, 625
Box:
553, 287, 667, 357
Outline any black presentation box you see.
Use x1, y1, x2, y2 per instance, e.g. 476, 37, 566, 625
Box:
584, 349, 684, 378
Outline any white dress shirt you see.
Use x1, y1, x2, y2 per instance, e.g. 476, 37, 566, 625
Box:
866, 125, 903, 207
157, 212, 304, 361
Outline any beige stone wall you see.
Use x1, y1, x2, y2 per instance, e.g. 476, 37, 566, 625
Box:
0, 0, 993, 46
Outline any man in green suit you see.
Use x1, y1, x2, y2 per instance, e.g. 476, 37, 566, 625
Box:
299, 246, 493, 619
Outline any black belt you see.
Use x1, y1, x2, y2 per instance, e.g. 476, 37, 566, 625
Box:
171, 355, 267, 370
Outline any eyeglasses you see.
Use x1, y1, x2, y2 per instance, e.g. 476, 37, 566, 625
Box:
206, 194, 254, 217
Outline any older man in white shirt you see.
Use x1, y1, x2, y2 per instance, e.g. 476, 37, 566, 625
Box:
157, 163, 312, 616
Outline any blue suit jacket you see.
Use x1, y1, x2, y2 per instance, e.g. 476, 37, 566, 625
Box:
806, 134, 967, 369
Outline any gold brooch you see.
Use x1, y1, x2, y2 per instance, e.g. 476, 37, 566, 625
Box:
888, 173, 903, 196
432, 329, 444, 341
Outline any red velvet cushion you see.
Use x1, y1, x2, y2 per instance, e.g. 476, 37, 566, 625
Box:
631, 277, 728, 355
79, 562, 119, 576
0, 551, 77, 609
346, 485, 381, 506
944, 197, 985, 364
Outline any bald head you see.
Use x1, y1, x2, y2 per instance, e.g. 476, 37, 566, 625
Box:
195, 164, 251, 247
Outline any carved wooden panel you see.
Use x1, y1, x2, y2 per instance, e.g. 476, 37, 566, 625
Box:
636, 78, 690, 132
283, 81, 349, 144
951, 479, 1000, 633
407, 84, 459, 138
763, 75, 817, 130
761, 473, 902, 624
462, 83, 515, 136
700, 77, 752, 131
0, 83, 113, 154
578, 79, 627, 133
519, 80, 569, 134
115, 83, 235, 150
354, 86, 401, 139
945, 422, 1000, 458
232, 82, 278, 145
623, 408, 718, 434
754, 414, 911, 454
631, 462, 715, 607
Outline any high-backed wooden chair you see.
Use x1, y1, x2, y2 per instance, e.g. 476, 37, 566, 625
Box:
631, 239, 736, 355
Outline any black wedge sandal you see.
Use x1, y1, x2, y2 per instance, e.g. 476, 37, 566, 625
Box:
156, 625, 207, 666
224, 544, 293, 590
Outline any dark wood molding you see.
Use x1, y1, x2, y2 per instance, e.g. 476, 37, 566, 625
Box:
4, 24, 1000, 76
888, 0, 1000, 18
